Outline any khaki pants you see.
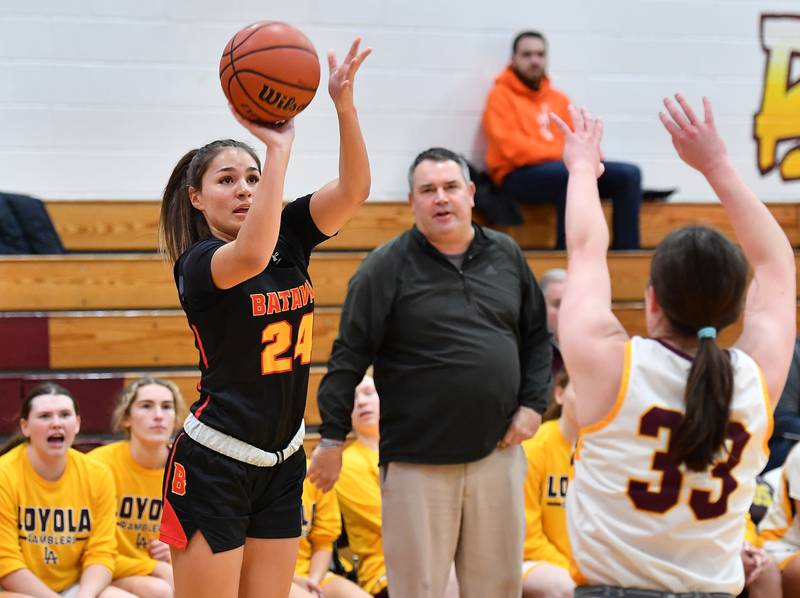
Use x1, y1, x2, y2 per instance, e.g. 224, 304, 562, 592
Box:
380, 446, 527, 598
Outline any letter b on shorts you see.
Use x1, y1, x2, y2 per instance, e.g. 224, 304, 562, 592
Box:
171, 462, 187, 496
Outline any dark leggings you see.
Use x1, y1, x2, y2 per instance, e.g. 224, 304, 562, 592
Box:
502, 160, 642, 250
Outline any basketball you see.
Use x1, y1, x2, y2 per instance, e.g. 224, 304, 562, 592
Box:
220, 21, 321, 124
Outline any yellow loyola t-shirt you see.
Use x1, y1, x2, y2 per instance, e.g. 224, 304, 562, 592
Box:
335, 440, 387, 594
0, 444, 117, 592
296, 462, 341, 577
521, 419, 572, 570
89, 441, 163, 579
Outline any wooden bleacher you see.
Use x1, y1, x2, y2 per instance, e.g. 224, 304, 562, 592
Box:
3, 199, 800, 445
7, 305, 800, 372
44, 200, 800, 252
5, 251, 800, 310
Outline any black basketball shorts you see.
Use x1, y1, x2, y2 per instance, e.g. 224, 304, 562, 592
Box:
159, 432, 306, 553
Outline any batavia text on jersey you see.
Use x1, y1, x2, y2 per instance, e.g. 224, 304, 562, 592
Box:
250, 281, 315, 316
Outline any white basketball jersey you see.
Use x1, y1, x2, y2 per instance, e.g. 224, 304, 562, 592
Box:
759, 442, 800, 559
568, 337, 771, 594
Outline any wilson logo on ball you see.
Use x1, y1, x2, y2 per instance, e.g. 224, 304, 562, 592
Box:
258, 85, 308, 114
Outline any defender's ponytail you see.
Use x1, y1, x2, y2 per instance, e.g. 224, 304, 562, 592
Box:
650, 226, 747, 472
672, 332, 734, 471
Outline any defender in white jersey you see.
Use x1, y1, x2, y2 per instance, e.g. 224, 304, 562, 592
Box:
550, 96, 796, 596
570, 337, 771, 592
759, 441, 800, 594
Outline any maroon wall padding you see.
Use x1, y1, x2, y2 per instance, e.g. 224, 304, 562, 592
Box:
21, 376, 124, 434
0, 316, 49, 370
0, 377, 23, 434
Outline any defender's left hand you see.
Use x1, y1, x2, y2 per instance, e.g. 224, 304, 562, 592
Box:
550, 105, 605, 179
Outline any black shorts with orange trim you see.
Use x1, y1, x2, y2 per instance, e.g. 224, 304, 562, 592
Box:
160, 432, 305, 553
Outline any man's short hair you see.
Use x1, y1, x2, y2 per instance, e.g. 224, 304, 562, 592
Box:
408, 147, 471, 191
512, 30, 547, 54
540, 268, 567, 293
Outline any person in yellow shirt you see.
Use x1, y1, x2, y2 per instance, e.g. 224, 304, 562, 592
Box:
290, 467, 370, 598
521, 369, 575, 598
91, 377, 187, 598
335, 376, 458, 598
0, 383, 130, 598
759, 441, 800, 597
334, 376, 386, 597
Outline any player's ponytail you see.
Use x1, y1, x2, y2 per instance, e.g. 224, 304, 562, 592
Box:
650, 226, 747, 472
160, 149, 206, 264
0, 383, 79, 456
159, 140, 261, 263
673, 332, 734, 470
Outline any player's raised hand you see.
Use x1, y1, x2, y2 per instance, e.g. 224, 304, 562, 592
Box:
659, 94, 728, 176
328, 37, 372, 111
550, 105, 605, 178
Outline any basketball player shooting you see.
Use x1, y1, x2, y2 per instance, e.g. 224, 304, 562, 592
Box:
157, 35, 371, 598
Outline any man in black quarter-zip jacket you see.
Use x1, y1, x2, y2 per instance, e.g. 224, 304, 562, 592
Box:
308, 147, 552, 598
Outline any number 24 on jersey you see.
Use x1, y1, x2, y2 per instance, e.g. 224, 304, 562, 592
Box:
261, 313, 313, 375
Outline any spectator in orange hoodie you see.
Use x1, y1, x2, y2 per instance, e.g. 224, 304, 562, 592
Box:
482, 31, 641, 250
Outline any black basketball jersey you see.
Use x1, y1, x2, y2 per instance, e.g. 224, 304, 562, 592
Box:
174, 195, 329, 452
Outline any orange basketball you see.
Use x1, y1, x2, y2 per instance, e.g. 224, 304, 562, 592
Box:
220, 21, 321, 124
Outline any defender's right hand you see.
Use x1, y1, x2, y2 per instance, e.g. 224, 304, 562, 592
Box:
659, 94, 728, 176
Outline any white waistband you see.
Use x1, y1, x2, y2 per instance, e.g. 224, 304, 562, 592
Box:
183, 413, 305, 467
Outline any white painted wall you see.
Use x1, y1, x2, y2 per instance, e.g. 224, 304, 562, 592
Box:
1, 0, 798, 201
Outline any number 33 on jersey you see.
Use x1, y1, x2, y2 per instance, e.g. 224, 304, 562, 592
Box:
567, 337, 772, 591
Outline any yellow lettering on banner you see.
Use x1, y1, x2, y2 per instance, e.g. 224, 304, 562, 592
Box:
755, 14, 800, 180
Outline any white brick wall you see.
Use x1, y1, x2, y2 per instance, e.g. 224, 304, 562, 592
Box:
0, 0, 798, 201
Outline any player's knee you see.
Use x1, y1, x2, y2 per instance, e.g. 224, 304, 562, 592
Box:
157, 578, 175, 598
142, 577, 174, 598
556, 586, 575, 598
100, 586, 139, 598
